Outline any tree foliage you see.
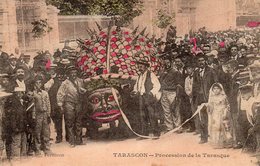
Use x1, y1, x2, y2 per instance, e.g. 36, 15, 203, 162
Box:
31, 19, 53, 38
154, 0, 175, 29
155, 9, 175, 29
46, 0, 143, 26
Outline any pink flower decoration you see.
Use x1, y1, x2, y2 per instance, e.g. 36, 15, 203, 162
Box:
123, 54, 128, 59
147, 44, 152, 48
247, 21, 260, 27
135, 45, 141, 50
125, 45, 131, 50
94, 67, 99, 72
130, 61, 136, 65
85, 40, 91, 45
100, 41, 106, 46
111, 52, 117, 57
139, 38, 144, 42
93, 47, 98, 53
112, 31, 117, 35
83, 66, 89, 71
115, 60, 121, 64
111, 37, 117, 42
103, 69, 108, 74
101, 57, 106, 63
91, 60, 96, 65
121, 65, 127, 69
102, 34, 107, 38
100, 49, 106, 55
129, 71, 134, 75
81, 56, 88, 62
78, 61, 83, 66
219, 41, 225, 48
124, 31, 129, 35
145, 50, 150, 55
111, 43, 118, 49
126, 37, 132, 42
87, 72, 92, 76
45, 59, 51, 70
100, 31, 105, 35
151, 57, 156, 62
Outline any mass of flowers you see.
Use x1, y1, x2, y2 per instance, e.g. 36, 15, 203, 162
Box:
76, 26, 162, 77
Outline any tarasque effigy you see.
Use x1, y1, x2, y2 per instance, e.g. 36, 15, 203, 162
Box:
75, 23, 162, 138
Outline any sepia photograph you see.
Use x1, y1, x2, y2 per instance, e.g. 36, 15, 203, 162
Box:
0, 0, 260, 165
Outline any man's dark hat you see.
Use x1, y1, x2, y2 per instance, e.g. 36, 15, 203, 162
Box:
239, 83, 253, 93
53, 51, 62, 58
185, 61, 196, 68
135, 59, 150, 67
195, 53, 207, 60
55, 67, 65, 75
66, 65, 78, 73
0, 73, 10, 78
9, 54, 17, 60
174, 54, 184, 60
23, 55, 31, 58
14, 65, 26, 72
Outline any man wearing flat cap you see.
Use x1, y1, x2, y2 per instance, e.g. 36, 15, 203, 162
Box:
131, 59, 161, 139
3, 54, 17, 76
57, 66, 84, 147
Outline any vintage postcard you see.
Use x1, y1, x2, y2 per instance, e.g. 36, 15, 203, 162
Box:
0, 0, 260, 166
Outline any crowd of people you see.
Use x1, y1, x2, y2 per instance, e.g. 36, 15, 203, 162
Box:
0, 26, 259, 162
135, 26, 260, 151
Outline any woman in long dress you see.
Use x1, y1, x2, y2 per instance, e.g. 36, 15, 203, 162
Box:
207, 83, 233, 148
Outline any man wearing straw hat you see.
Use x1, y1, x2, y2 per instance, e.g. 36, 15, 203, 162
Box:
131, 59, 161, 139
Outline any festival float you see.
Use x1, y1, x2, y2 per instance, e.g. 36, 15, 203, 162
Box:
75, 23, 162, 138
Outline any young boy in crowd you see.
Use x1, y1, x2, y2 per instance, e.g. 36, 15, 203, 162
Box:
33, 76, 53, 155
184, 62, 197, 134
24, 89, 36, 156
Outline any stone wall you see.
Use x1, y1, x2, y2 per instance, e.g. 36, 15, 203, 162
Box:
58, 15, 111, 43
195, 0, 236, 32
0, 0, 18, 53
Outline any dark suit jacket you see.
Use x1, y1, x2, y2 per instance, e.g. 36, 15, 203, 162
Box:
4, 95, 26, 133
192, 66, 218, 104
159, 68, 185, 91
4, 63, 16, 76
0, 52, 9, 72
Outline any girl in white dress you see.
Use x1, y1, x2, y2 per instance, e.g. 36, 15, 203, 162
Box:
207, 83, 233, 148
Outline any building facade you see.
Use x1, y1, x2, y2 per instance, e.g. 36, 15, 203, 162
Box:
0, 0, 59, 55
0, 0, 18, 53
133, 0, 237, 37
